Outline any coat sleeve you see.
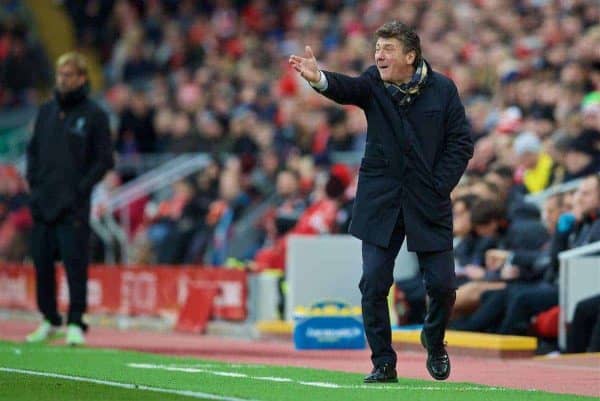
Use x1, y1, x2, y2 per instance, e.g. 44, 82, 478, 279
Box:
77, 108, 115, 195
26, 110, 42, 188
432, 81, 473, 196
317, 70, 371, 109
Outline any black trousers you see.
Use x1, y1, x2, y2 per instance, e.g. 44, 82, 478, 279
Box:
359, 215, 456, 368
450, 288, 507, 332
31, 215, 90, 330
568, 294, 600, 353
498, 282, 557, 335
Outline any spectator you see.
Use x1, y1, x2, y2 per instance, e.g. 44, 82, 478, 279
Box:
451, 191, 568, 333
7, 0, 600, 279
563, 130, 600, 181
498, 175, 600, 335
167, 111, 199, 153
0, 23, 50, 106
512, 131, 554, 194
260, 170, 306, 244
0, 165, 32, 262
567, 294, 600, 353
253, 164, 351, 272
116, 90, 156, 153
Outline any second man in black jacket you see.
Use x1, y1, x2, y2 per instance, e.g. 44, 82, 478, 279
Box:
25, 52, 114, 346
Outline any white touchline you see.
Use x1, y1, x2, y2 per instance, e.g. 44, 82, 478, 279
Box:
212, 372, 249, 378
0, 347, 120, 354
298, 381, 340, 388
126, 363, 509, 392
0, 367, 260, 401
253, 377, 293, 382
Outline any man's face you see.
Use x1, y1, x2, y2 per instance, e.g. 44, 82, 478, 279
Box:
374, 37, 415, 83
564, 150, 592, 174
56, 63, 86, 94
276, 171, 298, 197
543, 196, 562, 232
485, 172, 510, 199
518, 151, 539, 170
573, 176, 600, 218
453, 200, 471, 237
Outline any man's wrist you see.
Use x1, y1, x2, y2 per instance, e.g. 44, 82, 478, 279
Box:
309, 70, 328, 91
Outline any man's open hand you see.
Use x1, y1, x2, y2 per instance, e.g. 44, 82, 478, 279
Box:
289, 46, 320, 83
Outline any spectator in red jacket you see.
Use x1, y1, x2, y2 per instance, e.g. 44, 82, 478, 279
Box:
253, 164, 351, 271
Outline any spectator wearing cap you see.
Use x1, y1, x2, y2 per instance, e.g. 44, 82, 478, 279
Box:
513, 131, 555, 194
564, 130, 600, 181
581, 91, 600, 131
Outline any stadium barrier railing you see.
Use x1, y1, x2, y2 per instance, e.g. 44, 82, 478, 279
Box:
558, 240, 600, 349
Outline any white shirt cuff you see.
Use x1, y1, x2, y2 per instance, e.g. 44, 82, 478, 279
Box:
309, 70, 328, 91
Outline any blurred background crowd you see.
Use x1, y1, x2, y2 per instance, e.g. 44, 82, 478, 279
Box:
0, 0, 599, 349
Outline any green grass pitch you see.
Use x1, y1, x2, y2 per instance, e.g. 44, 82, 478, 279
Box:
0, 341, 594, 401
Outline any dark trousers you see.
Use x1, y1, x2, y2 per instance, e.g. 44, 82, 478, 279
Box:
31, 215, 90, 330
359, 216, 456, 368
450, 288, 507, 332
567, 294, 600, 353
498, 282, 557, 335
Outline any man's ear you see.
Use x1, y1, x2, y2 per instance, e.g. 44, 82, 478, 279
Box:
405, 51, 416, 65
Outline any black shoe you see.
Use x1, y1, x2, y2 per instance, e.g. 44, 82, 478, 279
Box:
363, 364, 398, 383
420, 330, 451, 381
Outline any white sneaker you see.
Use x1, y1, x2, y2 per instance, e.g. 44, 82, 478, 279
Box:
25, 320, 62, 343
65, 324, 85, 346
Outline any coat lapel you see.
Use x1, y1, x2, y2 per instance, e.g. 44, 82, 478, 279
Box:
370, 80, 411, 155
370, 74, 434, 175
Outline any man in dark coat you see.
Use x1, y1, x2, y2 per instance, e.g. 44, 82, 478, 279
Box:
290, 21, 473, 381
25, 52, 114, 345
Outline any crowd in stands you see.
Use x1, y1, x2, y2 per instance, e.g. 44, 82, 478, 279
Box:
66, 0, 600, 268
0, 164, 31, 261
0, 1, 51, 108
1, 0, 599, 352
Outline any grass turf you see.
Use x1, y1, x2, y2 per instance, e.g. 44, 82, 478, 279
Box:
0, 340, 595, 401
0, 372, 209, 401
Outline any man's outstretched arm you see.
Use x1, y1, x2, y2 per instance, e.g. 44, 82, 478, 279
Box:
289, 46, 370, 108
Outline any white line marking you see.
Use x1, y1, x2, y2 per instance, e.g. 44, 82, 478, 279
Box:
166, 364, 268, 370
0, 367, 260, 401
0, 347, 120, 354
253, 377, 293, 382
295, 382, 509, 392
127, 363, 509, 392
298, 381, 340, 388
212, 372, 249, 378
130, 363, 207, 373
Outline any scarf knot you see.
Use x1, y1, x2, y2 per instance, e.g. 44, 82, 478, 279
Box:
385, 59, 428, 107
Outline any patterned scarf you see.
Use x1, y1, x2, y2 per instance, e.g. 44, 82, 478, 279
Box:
385, 59, 428, 107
